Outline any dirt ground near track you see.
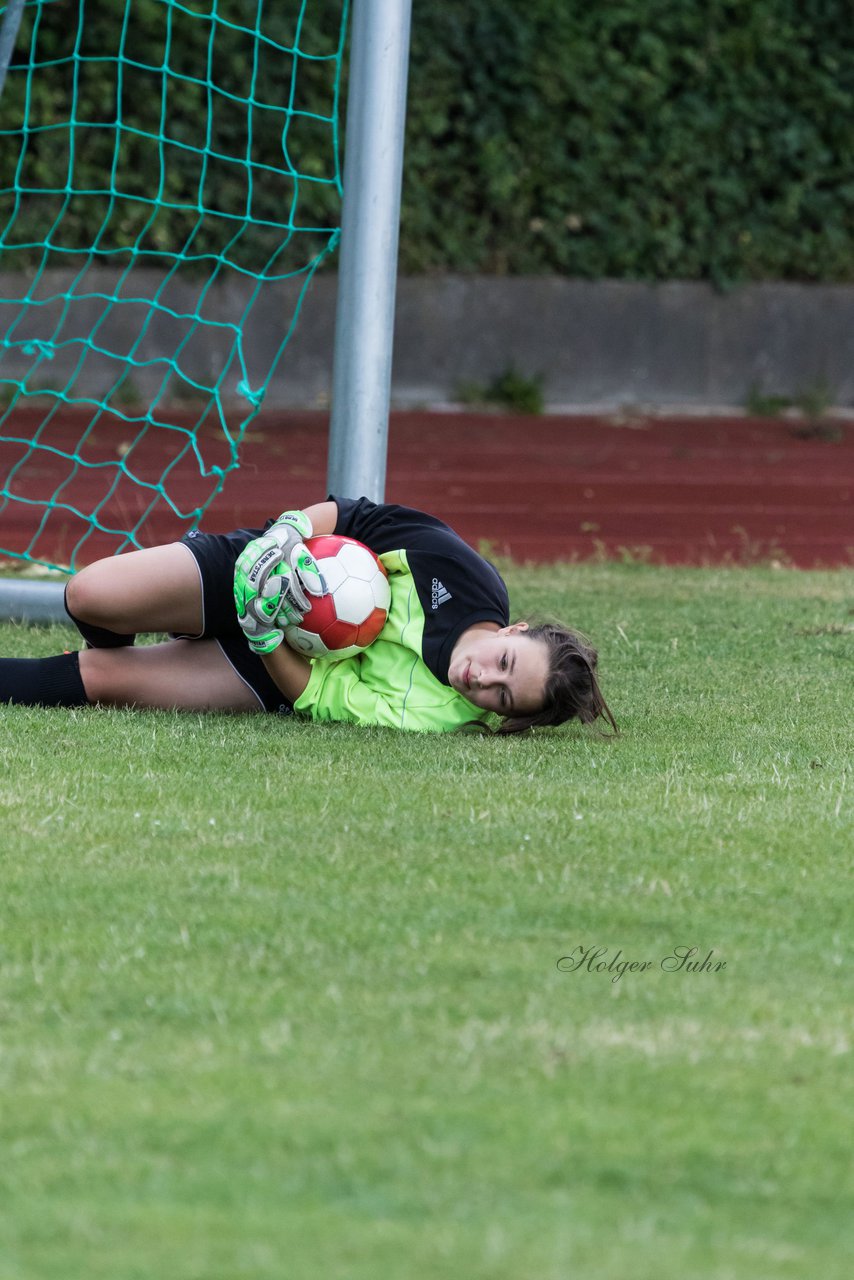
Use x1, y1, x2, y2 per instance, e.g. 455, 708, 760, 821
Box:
1, 409, 852, 568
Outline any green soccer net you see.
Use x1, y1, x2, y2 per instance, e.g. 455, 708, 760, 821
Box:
0, 0, 347, 571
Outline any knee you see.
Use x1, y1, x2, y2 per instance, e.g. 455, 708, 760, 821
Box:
65, 560, 118, 626
77, 646, 129, 705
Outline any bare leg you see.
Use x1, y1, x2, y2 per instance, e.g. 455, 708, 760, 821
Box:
79, 639, 262, 712
65, 543, 204, 637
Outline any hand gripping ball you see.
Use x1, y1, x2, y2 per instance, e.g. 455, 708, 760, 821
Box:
282, 535, 391, 660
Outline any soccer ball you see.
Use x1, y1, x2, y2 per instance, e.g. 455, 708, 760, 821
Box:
282, 534, 391, 660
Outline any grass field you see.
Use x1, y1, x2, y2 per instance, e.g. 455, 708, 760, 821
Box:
1, 561, 851, 1280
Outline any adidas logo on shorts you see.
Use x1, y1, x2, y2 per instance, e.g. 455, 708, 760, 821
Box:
431, 578, 453, 610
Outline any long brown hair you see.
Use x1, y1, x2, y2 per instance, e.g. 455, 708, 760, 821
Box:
496, 621, 617, 736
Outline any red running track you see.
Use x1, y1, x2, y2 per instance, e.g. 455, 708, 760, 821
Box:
1, 409, 852, 568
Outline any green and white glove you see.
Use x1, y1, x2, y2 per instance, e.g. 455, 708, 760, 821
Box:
234, 521, 324, 655
266, 509, 314, 568
263, 509, 326, 620
234, 534, 290, 654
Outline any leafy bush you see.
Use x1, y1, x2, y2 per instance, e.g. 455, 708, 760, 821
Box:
403, 0, 854, 282
0, 0, 345, 272
2, 0, 853, 282
457, 366, 545, 413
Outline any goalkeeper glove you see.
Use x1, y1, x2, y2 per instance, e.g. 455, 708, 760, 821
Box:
234, 528, 324, 654
263, 509, 326, 614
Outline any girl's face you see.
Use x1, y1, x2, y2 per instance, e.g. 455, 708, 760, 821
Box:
448, 623, 550, 716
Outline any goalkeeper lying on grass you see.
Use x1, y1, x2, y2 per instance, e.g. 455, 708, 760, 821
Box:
0, 496, 615, 735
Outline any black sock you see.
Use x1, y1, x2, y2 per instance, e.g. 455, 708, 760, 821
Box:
64, 583, 135, 648
0, 652, 90, 707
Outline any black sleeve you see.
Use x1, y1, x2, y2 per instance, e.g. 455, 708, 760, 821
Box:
330, 495, 510, 684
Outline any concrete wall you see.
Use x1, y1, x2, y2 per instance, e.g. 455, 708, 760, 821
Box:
392, 278, 854, 410
2, 271, 853, 409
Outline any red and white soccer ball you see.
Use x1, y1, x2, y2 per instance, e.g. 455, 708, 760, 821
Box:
283, 534, 391, 660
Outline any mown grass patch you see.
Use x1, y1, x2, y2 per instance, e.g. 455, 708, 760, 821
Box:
1, 562, 851, 1279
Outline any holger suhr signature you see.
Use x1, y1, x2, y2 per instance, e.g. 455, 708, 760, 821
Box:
557, 945, 727, 983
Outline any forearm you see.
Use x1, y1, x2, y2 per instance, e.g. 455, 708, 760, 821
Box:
300, 501, 338, 537
260, 643, 312, 703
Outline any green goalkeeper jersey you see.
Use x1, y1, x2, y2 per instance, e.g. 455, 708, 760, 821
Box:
293, 497, 510, 732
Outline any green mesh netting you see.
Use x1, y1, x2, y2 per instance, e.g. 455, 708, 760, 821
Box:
0, 0, 347, 571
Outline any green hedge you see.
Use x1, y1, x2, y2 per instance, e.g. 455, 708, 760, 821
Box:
2, 0, 853, 282
0, 0, 347, 273
403, 0, 854, 281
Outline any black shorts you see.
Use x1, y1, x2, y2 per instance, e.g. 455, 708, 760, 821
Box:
177, 525, 294, 715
